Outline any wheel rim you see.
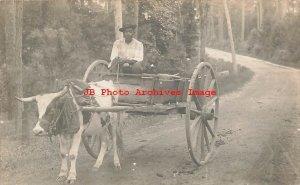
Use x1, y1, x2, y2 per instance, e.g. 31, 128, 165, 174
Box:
185, 62, 219, 166
83, 60, 110, 83
82, 134, 101, 159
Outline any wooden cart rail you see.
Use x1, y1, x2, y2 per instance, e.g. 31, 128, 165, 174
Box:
81, 105, 134, 112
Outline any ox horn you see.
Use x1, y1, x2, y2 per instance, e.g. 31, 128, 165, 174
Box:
15, 96, 36, 102
53, 86, 68, 99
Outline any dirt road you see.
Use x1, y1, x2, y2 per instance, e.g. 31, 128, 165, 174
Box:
3, 49, 300, 185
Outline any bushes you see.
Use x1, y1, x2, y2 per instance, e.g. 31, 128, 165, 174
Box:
249, 14, 300, 67
206, 5, 300, 69
22, 2, 114, 95
21, 0, 188, 97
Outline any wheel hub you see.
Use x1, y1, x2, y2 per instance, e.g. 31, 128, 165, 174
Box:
201, 107, 214, 120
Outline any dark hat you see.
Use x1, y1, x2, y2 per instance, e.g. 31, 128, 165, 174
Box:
119, 24, 137, 32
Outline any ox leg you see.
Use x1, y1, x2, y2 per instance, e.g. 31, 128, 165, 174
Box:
57, 134, 72, 182
111, 113, 121, 169
66, 113, 84, 184
92, 134, 108, 170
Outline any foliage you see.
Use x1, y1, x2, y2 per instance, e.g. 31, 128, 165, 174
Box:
7, 0, 298, 100
22, 1, 115, 95
207, 0, 300, 68
244, 13, 300, 67
139, 0, 181, 53
21, 0, 188, 97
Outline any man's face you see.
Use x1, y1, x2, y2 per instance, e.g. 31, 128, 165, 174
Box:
123, 28, 134, 43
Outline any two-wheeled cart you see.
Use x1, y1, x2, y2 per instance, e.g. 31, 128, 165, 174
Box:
81, 60, 219, 166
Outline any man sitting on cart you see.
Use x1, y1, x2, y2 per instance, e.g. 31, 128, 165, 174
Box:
108, 24, 144, 74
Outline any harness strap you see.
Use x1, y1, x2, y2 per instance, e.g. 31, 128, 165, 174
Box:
68, 86, 80, 111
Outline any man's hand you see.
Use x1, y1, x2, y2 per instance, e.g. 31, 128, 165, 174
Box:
126, 59, 137, 65
109, 57, 119, 68
118, 58, 137, 65
110, 58, 137, 69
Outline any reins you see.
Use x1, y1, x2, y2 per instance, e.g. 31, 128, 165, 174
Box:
47, 101, 66, 143
47, 83, 79, 143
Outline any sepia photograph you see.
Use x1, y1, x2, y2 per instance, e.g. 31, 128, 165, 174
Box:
0, 0, 299, 184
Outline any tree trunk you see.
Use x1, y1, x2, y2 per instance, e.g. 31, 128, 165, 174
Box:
256, 3, 260, 30
105, 0, 109, 14
181, 0, 198, 59
275, 0, 280, 17
208, 4, 215, 42
114, 0, 123, 40
259, 0, 263, 31
176, 5, 183, 45
0, 2, 8, 116
134, 0, 139, 38
16, 0, 24, 137
280, 0, 288, 18
241, 0, 245, 41
218, 6, 224, 42
134, 0, 139, 39
41, 0, 49, 27
5, 0, 24, 135
198, 0, 209, 62
223, 0, 237, 75
210, 14, 215, 41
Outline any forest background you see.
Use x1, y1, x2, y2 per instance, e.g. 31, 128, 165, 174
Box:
0, 0, 299, 136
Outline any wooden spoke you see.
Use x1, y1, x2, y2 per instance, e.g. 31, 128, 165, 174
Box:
191, 123, 200, 151
191, 116, 201, 150
204, 120, 215, 137
203, 122, 211, 152
200, 67, 207, 90
83, 60, 110, 83
192, 95, 202, 110
193, 78, 203, 109
206, 96, 218, 108
190, 109, 202, 115
190, 116, 201, 130
203, 68, 212, 91
208, 79, 216, 91
200, 122, 205, 160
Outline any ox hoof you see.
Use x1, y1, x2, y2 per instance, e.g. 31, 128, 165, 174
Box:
56, 176, 67, 182
91, 166, 99, 172
114, 164, 122, 170
65, 179, 76, 185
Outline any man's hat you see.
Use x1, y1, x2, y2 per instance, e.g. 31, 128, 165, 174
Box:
119, 24, 137, 32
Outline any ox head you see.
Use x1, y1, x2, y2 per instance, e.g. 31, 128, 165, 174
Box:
16, 86, 68, 136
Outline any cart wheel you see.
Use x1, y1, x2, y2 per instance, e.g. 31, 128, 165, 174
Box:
185, 62, 219, 166
82, 134, 101, 159
83, 60, 110, 83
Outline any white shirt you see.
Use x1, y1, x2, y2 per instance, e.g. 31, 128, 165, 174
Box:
109, 38, 144, 67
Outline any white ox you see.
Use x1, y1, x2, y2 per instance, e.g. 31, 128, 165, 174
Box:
17, 80, 122, 184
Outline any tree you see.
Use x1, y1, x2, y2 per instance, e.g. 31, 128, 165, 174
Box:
134, 0, 139, 38
280, 0, 288, 18
241, 0, 245, 41
4, 0, 24, 135
181, 0, 198, 59
256, 1, 260, 30
209, 11, 216, 42
0, 2, 8, 116
218, 5, 224, 42
198, 0, 209, 62
180, 0, 209, 61
223, 0, 237, 75
114, 0, 123, 40
259, 0, 263, 30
